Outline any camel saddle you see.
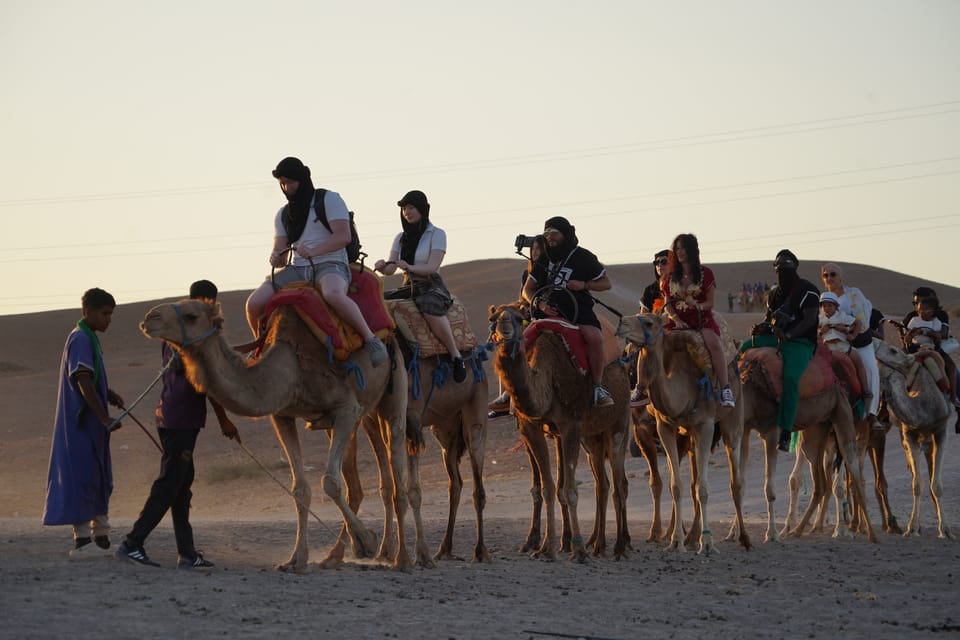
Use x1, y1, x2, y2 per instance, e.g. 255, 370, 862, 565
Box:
523, 316, 621, 377
387, 296, 477, 358
263, 264, 395, 361
828, 350, 863, 399
739, 344, 838, 401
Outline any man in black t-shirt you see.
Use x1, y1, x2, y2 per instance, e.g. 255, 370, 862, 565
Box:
522, 216, 614, 407
740, 249, 820, 451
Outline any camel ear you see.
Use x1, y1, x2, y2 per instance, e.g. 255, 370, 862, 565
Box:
209, 302, 224, 323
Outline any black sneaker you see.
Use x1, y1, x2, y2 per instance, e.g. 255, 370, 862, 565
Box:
94, 535, 111, 550
452, 357, 467, 383
116, 541, 160, 567
777, 428, 792, 452
177, 552, 215, 569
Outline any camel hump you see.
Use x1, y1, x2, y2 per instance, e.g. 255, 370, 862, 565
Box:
739, 344, 838, 401
386, 296, 478, 357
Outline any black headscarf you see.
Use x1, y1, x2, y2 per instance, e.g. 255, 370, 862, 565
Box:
398, 190, 431, 265
543, 216, 578, 261
774, 249, 800, 291
273, 157, 315, 245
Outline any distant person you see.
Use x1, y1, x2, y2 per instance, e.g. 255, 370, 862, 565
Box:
740, 250, 820, 451
376, 190, 467, 383
245, 156, 387, 366
43, 288, 126, 557
630, 249, 669, 407
522, 216, 615, 406
116, 280, 240, 568
660, 233, 735, 407
489, 235, 545, 418
906, 297, 944, 352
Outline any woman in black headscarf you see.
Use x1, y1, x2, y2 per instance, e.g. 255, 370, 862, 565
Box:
375, 190, 467, 383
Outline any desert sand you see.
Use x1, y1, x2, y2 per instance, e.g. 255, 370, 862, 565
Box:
1, 258, 958, 639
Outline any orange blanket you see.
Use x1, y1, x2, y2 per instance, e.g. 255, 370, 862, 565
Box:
263, 265, 395, 361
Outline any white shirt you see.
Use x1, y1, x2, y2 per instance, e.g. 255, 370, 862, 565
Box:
274, 190, 350, 267
390, 223, 447, 266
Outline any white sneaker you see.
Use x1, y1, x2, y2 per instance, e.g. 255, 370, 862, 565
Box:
364, 337, 388, 367
593, 384, 615, 407
720, 386, 735, 408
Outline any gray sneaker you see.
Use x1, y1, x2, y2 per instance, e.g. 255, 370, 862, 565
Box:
593, 384, 615, 407
365, 337, 388, 367
720, 386, 735, 408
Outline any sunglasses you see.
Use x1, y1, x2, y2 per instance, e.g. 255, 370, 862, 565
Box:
655, 258, 668, 266
822, 271, 837, 278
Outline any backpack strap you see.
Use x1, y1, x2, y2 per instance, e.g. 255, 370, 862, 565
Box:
313, 188, 330, 232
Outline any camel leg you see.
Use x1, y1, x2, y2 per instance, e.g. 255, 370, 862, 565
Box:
434, 424, 465, 561
790, 430, 829, 537
634, 417, 664, 543
520, 435, 544, 553
610, 423, 631, 560
271, 415, 313, 574
317, 428, 364, 569
725, 430, 749, 543
557, 432, 587, 562
404, 435, 433, 569
830, 451, 854, 539
359, 416, 398, 563
658, 419, 687, 552
378, 395, 413, 570
833, 409, 878, 543
928, 427, 953, 539
781, 440, 805, 536
555, 438, 573, 554
870, 429, 901, 534
721, 407, 750, 550
520, 419, 556, 559
583, 444, 609, 558
463, 410, 490, 562
759, 429, 781, 542
689, 423, 714, 555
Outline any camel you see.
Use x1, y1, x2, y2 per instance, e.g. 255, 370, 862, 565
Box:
488, 303, 632, 561
140, 299, 413, 572
738, 343, 879, 543
617, 313, 749, 554
394, 342, 491, 564
873, 338, 954, 538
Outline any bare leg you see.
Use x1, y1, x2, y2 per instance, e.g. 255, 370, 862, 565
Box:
319, 273, 374, 340
423, 313, 462, 359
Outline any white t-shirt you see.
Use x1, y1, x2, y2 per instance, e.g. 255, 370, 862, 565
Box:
819, 309, 855, 352
274, 190, 350, 267
907, 316, 943, 350
389, 223, 447, 266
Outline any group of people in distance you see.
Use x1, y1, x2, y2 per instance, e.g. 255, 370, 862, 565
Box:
43, 155, 959, 562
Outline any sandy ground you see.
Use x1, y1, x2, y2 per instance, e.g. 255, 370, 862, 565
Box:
1, 260, 959, 639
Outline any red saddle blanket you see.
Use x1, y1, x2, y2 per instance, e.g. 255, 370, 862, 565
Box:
739, 344, 837, 400
829, 350, 862, 399
523, 317, 621, 377
262, 265, 395, 361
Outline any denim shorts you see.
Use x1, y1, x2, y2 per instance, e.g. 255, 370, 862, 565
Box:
268, 261, 351, 287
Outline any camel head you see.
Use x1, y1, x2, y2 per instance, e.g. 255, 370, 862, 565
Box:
872, 337, 913, 374
616, 313, 664, 349
488, 303, 526, 346
141, 299, 224, 347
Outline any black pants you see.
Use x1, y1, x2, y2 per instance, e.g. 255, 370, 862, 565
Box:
125, 428, 199, 556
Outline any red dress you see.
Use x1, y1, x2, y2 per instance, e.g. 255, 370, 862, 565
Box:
660, 266, 720, 335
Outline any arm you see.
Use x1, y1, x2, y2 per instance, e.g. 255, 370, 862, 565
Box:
209, 398, 240, 442
296, 219, 351, 258
75, 370, 115, 430
398, 248, 445, 277
566, 273, 611, 293
269, 235, 289, 268
374, 248, 401, 275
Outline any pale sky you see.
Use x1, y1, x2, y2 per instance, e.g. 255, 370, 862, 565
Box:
2, 0, 958, 315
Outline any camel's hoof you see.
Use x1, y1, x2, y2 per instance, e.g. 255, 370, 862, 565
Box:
939, 529, 954, 540
472, 545, 491, 563
276, 561, 311, 575
531, 548, 556, 561
390, 554, 414, 572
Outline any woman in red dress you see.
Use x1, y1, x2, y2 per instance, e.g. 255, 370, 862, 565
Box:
660, 233, 735, 408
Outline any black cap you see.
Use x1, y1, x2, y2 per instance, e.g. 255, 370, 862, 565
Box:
272, 157, 309, 181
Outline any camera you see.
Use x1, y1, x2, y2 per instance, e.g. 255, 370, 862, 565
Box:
514, 234, 537, 250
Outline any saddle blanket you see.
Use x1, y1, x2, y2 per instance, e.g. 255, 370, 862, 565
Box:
739, 344, 837, 400
263, 265, 395, 361
523, 316, 621, 377
387, 296, 477, 358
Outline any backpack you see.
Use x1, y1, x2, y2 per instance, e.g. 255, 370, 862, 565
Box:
282, 188, 363, 263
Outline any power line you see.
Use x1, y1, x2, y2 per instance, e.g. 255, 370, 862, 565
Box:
2, 100, 958, 207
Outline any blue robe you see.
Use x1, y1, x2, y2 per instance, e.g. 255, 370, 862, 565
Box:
42, 327, 113, 525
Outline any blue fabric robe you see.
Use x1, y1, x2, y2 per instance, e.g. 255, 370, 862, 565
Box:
42, 327, 113, 525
